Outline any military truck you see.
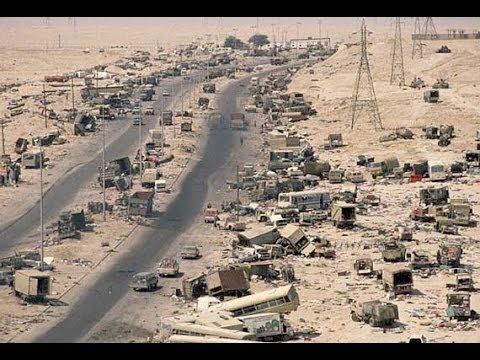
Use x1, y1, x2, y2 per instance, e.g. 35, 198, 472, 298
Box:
419, 187, 449, 206
22, 151, 44, 169
328, 169, 344, 184
432, 79, 449, 89
157, 258, 180, 277
230, 112, 247, 130
198, 97, 210, 109
381, 241, 406, 262
446, 293, 476, 320
180, 246, 200, 260
424, 90, 439, 103
405, 249, 432, 270
354, 258, 374, 276
238, 313, 293, 342
396, 226, 413, 241
331, 202, 356, 228
141, 168, 161, 188
382, 265, 413, 295
216, 216, 246, 231
161, 110, 173, 126
128, 272, 158, 291
454, 274, 474, 292
350, 300, 399, 327
202, 83, 216, 93
13, 270, 52, 301
435, 218, 458, 235
437, 244, 462, 267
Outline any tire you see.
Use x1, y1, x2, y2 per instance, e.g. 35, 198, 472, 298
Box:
351, 313, 359, 322
368, 317, 376, 327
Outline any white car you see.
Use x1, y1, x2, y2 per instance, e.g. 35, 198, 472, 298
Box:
144, 107, 155, 115
162, 90, 170, 96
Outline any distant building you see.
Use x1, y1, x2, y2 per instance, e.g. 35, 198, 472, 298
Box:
289, 37, 331, 50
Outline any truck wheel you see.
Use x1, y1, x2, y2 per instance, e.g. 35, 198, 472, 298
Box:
351, 313, 359, 322
368, 317, 376, 327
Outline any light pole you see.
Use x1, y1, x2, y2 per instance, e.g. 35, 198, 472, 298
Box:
139, 104, 143, 184
296, 22, 301, 58
318, 18, 322, 39
43, 84, 48, 129
102, 105, 106, 222
39, 140, 44, 271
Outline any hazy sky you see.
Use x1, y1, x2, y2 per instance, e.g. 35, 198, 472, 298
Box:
1, 17, 479, 31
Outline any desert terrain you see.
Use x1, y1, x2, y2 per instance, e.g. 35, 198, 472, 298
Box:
1, 18, 479, 343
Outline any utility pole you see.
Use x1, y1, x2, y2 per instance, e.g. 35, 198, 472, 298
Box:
256, 17, 259, 34
0, 119, 12, 155
351, 18, 383, 130
43, 84, 48, 129
412, 17, 425, 59
102, 106, 106, 222
390, 17, 405, 86
181, 76, 184, 125
39, 140, 44, 271
58, 34, 61, 48
139, 105, 143, 185
71, 77, 75, 117
318, 18, 322, 39
236, 164, 240, 222
96, 73, 106, 222
296, 22, 301, 57
160, 96, 164, 155
172, 83, 176, 138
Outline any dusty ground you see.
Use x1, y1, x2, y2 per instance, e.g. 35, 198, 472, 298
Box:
1, 19, 480, 343
82, 37, 480, 344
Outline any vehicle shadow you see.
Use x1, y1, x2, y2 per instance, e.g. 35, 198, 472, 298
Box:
48, 298, 69, 306
410, 288, 425, 296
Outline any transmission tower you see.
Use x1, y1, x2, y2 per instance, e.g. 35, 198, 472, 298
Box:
351, 19, 383, 130
424, 17, 438, 39
412, 17, 425, 59
390, 17, 405, 86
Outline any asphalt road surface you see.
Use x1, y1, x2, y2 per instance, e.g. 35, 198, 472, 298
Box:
0, 73, 208, 252
35, 72, 254, 342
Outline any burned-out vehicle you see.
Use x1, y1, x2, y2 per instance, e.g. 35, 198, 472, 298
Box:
454, 274, 474, 291
437, 244, 462, 267
350, 300, 399, 327
354, 258, 374, 276
381, 241, 406, 262
424, 89, 439, 103
180, 246, 200, 260
405, 249, 432, 270
446, 293, 476, 320
330, 202, 356, 228
128, 272, 158, 291
382, 265, 413, 295
157, 258, 180, 277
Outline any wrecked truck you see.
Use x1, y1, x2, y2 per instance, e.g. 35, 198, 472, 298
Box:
350, 300, 399, 327
382, 265, 413, 295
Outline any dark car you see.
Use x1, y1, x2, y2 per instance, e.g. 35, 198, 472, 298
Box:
128, 272, 158, 291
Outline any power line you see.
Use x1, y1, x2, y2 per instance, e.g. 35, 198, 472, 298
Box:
390, 17, 405, 86
351, 18, 383, 130
412, 17, 425, 59
424, 17, 438, 40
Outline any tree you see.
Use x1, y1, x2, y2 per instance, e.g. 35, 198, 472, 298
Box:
224, 36, 246, 50
248, 34, 270, 47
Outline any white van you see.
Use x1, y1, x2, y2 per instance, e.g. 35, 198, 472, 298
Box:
155, 179, 167, 192
346, 169, 365, 183
428, 161, 447, 181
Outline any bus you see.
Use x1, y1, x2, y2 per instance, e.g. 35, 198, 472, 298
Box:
159, 321, 256, 341
278, 190, 331, 211
210, 285, 300, 317
166, 335, 258, 343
